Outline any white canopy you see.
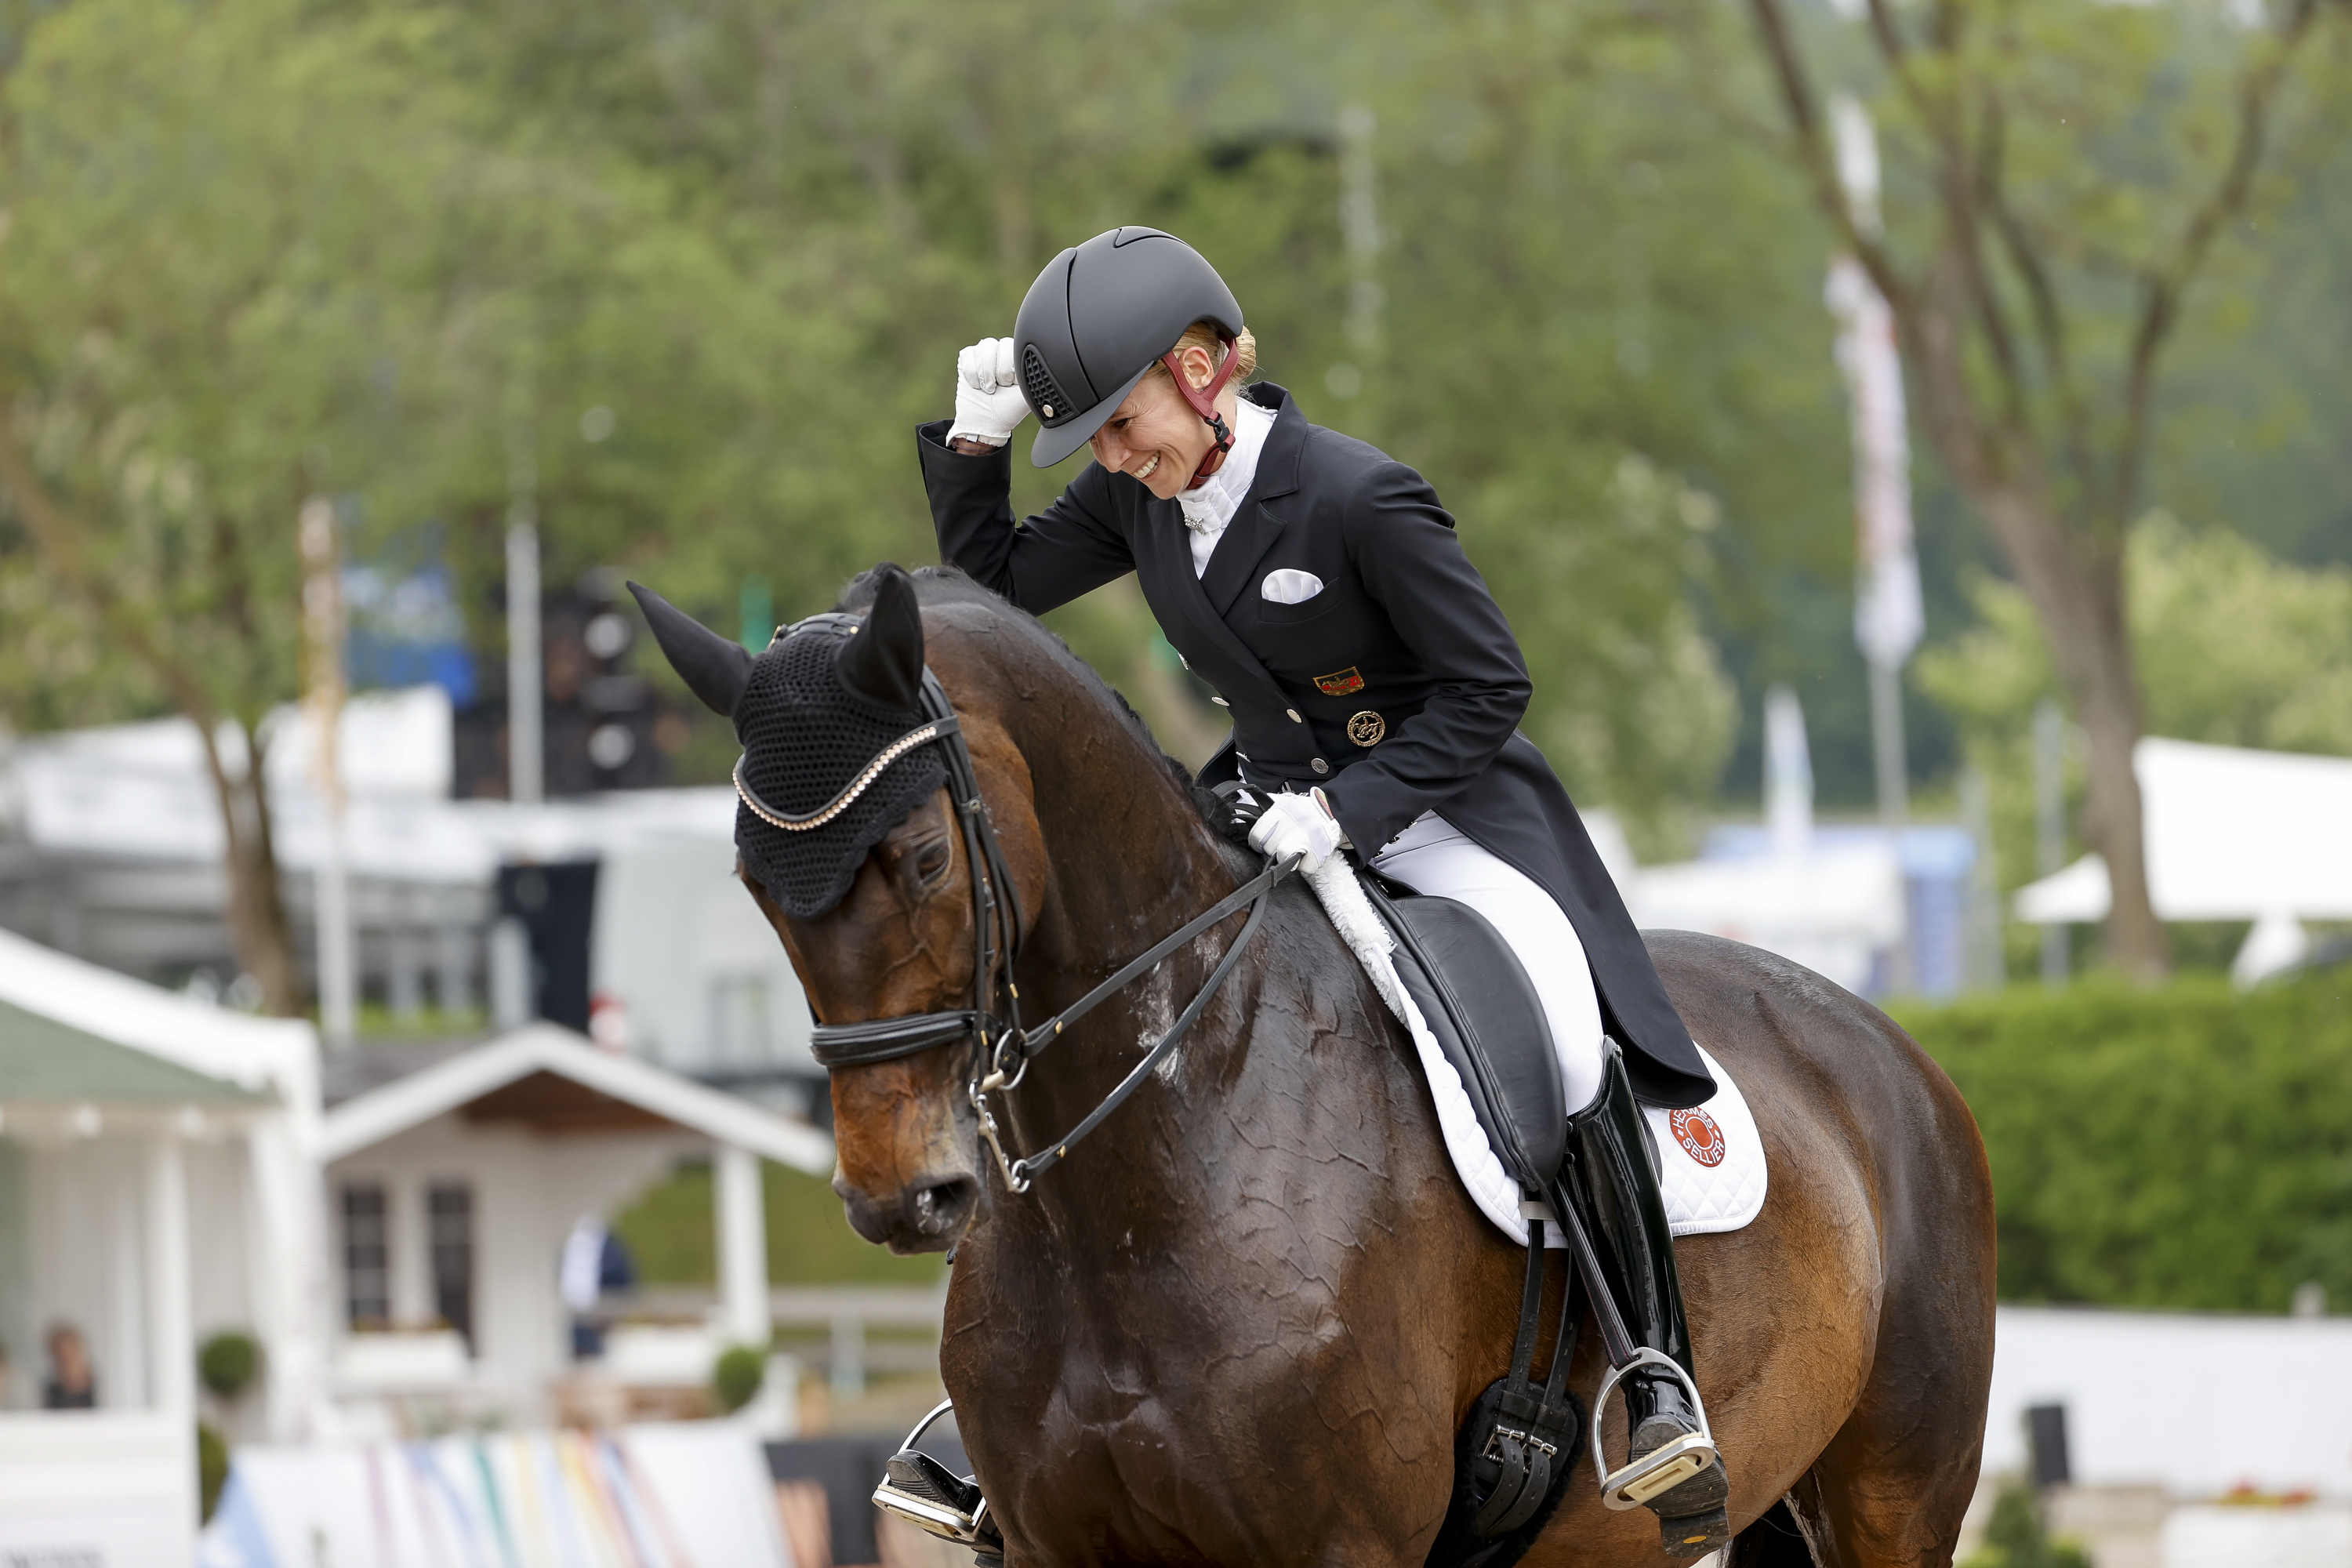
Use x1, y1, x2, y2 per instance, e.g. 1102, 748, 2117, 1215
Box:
2015, 738, 2352, 924
5, 686, 738, 884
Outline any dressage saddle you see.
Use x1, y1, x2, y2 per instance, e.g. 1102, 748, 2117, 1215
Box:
1366, 880, 1568, 1191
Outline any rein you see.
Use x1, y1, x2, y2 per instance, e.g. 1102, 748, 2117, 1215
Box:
787, 646, 1297, 1195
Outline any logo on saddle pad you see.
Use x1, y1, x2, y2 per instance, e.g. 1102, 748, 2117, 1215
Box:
1668, 1108, 1727, 1168
1314, 666, 1367, 696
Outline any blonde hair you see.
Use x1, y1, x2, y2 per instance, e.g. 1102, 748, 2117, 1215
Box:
1145, 320, 1258, 387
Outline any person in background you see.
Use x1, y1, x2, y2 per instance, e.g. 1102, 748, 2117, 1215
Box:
42, 1322, 96, 1410
560, 1214, 639, 1359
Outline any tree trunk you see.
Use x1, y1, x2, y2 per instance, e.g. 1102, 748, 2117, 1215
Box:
1934, 477, 2172, 980
196, 716, 303, 1016
0, 415, 310, 1008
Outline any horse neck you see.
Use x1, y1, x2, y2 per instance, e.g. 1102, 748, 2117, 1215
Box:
1005, 692, 1240, 987
985, 675, 1401, 1259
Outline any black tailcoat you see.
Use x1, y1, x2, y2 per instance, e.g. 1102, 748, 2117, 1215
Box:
918, 383, 1711, 1107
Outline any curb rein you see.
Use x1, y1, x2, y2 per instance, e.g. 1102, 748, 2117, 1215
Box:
763, 649, 1298, 1195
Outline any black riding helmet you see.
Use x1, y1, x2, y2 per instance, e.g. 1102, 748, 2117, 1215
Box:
1014, 227, 1245, 468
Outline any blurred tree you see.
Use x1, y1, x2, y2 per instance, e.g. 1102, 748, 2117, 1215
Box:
1732, 0, 2352, 976
460, 0, 1842, 842
1919, 514, 2352, 903
0, 0, 799, 1006
0, 0, 502, 1009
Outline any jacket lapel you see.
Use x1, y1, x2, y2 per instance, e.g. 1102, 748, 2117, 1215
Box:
1134, 498, 1272, 699
1198, 386, 1308, 618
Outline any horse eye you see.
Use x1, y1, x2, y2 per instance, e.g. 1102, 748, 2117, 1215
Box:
914, 841, 952, 884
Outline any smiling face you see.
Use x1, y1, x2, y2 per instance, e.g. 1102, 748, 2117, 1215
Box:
1087, 342, 1243, 499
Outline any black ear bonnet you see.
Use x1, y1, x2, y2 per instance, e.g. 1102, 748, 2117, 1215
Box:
730, 617, 946, 919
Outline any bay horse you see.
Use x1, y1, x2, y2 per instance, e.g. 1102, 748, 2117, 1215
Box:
661, 564, 1995, 1567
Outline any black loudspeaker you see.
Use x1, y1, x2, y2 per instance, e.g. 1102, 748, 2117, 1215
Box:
496, 861, 598, 1031
2026, 1403, 2071, 1490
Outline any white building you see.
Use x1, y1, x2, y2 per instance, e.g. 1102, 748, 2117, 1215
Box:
0, 925, 832, 1565
0, 925, 317, 1561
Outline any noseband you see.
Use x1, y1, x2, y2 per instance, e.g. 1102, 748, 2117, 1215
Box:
769, 637, 1296, 1194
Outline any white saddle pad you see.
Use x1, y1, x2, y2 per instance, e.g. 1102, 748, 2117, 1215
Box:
1301, 857, 1769, 1247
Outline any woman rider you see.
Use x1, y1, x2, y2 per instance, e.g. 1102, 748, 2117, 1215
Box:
918, 227, 1730, 1550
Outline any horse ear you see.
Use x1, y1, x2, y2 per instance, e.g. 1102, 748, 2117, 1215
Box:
837, 564, 926, 710
627, 581, 753, 718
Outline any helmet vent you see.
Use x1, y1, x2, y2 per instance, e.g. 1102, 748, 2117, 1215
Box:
1021, 345, 1071, 424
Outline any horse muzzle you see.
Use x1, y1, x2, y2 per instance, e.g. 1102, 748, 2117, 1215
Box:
836, 1165, 982, 1254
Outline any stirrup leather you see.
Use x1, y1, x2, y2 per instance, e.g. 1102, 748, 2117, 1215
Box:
873, 1399, 1000, 1548
1588, 1348, 1722, 1512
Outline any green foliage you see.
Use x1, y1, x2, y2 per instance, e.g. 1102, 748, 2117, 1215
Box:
711, 1344, 765, 1415
13, 0, 1842, 833
197, 1331, 260, 1403
1897, 971, 2352, 1312
1960, 1479, 2092, 1568
197, 1421, 230, 1523
1918, 516, 2352, 908
610, 1159, 943, 1288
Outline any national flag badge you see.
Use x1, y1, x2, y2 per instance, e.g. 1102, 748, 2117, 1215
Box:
1314, 666, 1366, 696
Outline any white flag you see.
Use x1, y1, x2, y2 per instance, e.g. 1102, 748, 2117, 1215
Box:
1827, 96, 1924, 670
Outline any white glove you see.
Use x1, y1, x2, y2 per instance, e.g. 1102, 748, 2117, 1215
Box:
1247, 789, 1345, 873
946, 337, 1029, 448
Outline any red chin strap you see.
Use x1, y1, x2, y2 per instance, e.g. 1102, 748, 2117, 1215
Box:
1160, 332, 1241, 490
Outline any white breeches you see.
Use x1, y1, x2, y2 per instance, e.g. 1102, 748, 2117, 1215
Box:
1368, 811, 1607, 1116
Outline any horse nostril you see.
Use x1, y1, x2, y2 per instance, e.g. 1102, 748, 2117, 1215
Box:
908, 1176, 978, 1236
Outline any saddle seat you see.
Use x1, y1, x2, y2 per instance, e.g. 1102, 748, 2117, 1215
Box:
1364, 878, 1566, 1192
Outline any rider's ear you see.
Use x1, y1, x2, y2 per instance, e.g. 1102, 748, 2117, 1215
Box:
628, 581, 753, 719
837, 564, 926, 711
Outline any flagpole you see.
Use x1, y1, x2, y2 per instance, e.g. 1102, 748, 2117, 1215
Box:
1827, 94, 1923, 991
299, 495, 357, 1049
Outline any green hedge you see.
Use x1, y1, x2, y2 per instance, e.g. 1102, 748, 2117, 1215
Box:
1896, 971, 2352, 1312
611, 1159, 944, 1288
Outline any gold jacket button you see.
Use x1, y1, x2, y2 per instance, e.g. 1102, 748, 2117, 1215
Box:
1311, 757, 1330, 775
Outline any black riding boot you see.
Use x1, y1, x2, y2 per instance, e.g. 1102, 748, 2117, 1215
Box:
1559, 1044, 1731, 1557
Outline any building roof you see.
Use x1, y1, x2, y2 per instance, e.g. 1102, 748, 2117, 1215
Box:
0, 997, 268, 1106
318, 1022, 833, 1174
0, 925, 315, 1100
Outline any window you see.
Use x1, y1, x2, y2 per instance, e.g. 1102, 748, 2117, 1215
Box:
342, 1183, 390, 1328
708, 975, 772, 1073
427, 1183, 475, 1352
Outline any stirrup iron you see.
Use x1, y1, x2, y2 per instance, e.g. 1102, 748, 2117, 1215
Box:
1588, 1348, 1721, 1511
873, 1399, 1003, 1555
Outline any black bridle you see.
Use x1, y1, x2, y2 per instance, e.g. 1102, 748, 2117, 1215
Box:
764, 650, 1297, 1194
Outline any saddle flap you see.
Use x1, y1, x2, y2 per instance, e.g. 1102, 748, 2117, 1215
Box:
1374, 890, 1566, 1189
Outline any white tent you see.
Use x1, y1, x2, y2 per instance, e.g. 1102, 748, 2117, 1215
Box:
2013, 739, 2352, 980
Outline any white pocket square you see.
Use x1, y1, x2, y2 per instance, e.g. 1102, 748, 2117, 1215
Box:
1261, 569, 1324, 604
